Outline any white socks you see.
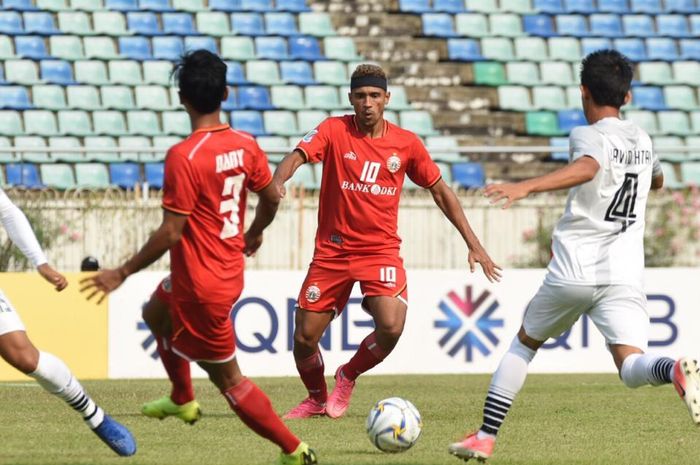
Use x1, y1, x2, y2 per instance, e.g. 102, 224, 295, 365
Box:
620, 353, 675, 388
29, 351, 105, 429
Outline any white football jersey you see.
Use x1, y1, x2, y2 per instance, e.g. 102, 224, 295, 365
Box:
547, 117, 660, 288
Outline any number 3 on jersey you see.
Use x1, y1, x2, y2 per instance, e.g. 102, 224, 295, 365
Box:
219, 173, 246, 239
605, 172, 638, 233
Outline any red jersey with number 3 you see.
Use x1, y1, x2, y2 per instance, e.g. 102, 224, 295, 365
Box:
296, 115, 441, 259
162, 124, 271, 303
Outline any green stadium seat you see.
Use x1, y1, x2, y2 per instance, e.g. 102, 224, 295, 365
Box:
399, 110, 439, 136
49, 36, 84, 60
0, 136, 17, 163
498, 85, 532, 111
299, 12, 336, 37
455, 14, 489, 37
118, 136, 150, 161
221, 36, 256, 61
383, 110, 399, 125
125, 110, 160, 136
143, 61, 173, 85
313, 61, 347, 86
514, 37, 548, 61
566, 86, 582, 108
74, 60, 109, 85
71, 0, 105, 10
75, 163, 110, 188
32, 85, 66, 110
690, 111, 700, 134
426, 135, 462, 162
466, 0, 499, 12
474, 61, 507, 86
664, 86, 698, 111
40, 163, 75, 189
490, 13, 524, 37
57, 12, 93, 35
653, 136, 686, 162
67, 85, 101, 110
387, 86, 412, 110
5, 60, 40, 85
14, 136, 49, 163
84, 136, 120, 162
533, 86, 568, 110
672, 61, 700, 86
264, 110, 299, 136
256, 135, 288, 161
271, 85, 305, 110
624, 110, 658, 135
196, 12, 230, 36
37, 0, 69, 9
304, 86, 341, 110
658, 111, 692, 136
100, 86, 134, 110
0, 36, 14, 59
135, 85, 171, 110
297, 110, 328, 133
84, 36, 120, 59
540, 61, 575, 85
172, 0, 206, 11
246, 60, 282, 86
48, 136, 85, 162
506, 61, 538, 85
638, 62, 675, 85
109, 60, 143, 86
24, 110, 58, 137
323, 37, 361, 61
91, 111, 127, 136
0, 111, 23, 136
685, 136, 700, 160
152, 136, 179, 161
501, 0, 534, 13
481, 37, 515, 61
526, 111, 561, 135
93, 12, 129, 36
659, 161, 682, 188
162, 111, 189, 136
548, 37, 582, 62
681, 162, 700, 187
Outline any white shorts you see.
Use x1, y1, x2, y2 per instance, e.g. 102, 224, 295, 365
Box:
0, 290, 26, 336
522, 281, 649, 351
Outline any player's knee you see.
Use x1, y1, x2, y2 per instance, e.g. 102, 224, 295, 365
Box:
376, 324, 403, 344
293, 328, 321, 349
3, 347, 38, 374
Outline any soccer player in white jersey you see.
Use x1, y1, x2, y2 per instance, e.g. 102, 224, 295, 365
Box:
448, 50, 700, 462
0, 188, 136, 457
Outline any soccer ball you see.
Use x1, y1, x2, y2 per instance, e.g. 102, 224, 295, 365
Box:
366, 397, 423, 453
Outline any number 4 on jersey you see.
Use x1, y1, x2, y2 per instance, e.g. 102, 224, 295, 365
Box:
605, 173, 638, 233
219, 173, 246, 239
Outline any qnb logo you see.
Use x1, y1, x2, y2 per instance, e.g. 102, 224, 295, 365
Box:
434, 286, 504, 362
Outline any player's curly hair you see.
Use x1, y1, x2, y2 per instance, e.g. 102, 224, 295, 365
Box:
351, 64, 388, 80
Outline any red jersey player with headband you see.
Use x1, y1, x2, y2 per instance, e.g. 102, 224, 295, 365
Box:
274, 64, 502, 420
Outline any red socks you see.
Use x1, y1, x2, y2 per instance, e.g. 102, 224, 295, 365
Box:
342, 332, 391, 381
297, 351, 328, 403
156, 336, 194, 405
223, 378, 301, 454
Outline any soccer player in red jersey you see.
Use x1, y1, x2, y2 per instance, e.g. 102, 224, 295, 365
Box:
81, 50, 317, 465
274, 64, 502, 419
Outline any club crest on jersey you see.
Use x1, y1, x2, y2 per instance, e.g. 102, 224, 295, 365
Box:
343, 151, 357, 160
302, 129, 318, 143
161, 276, 172, 293
305, 285, 321, 303
386, 154, 401, 173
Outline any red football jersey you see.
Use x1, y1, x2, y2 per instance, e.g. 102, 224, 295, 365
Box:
162, 124, 272, 303
296, 115, 441, 258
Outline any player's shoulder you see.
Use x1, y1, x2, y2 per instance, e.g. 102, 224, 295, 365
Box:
569, 124, 600, 140
166, 132, 208, 160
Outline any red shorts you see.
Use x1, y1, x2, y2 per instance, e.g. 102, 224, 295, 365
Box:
151, 275, 171, 304
297, 255, 408, 315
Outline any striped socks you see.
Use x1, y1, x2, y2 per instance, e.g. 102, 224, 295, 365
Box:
479, 388, 515, 438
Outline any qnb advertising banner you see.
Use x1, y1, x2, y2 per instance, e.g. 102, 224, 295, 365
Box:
108, 269, 699, 378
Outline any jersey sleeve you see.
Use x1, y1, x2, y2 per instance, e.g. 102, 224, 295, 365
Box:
406, 136, 442, 188
295, 118, 332, 164
162, 149, 199, 215
247, 141, 273, 192
569, 126, 605, 166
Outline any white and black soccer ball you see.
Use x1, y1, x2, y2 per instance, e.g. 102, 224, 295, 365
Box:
366, 397, 423, 453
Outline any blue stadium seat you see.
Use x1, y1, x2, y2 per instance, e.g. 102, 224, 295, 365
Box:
557, 109, 586, 133
556, 14, 589, 36
231, 111, 265, 136
240, 0, 274, 11
434, 0, 466, 13
162, 13, 196, 35
630, 0, 661, 13
565, 0, 596, 13
265, 12, 298, 36
664, 0, 696, 13
276, 0, 311, 12
656, 14, 690, 38
255, 36, 289, 60
280, 61, 316, 85
238, 86, 274, 110
14, 36, 49, 59
598, 0, 630, 13
690, 15, 700, 36
2, 0, 37, 11
422, 13, 457, 37
0, 87, 31, 110
646, 38, 678, 60
632, 86, 665, 110
185, 36, 218, 54
534, 0, 564, 13
590, 14, 623, 37
523, 14, 556, 36
105, 0, 138, 11
40, 60, 74, 85
23, 12, 59, 35
231, 13, 265, 36
549, 137, 570, 161
222, 88, 239, 111
447, 38, 483, 60
623, 14, 655, 37
581, 37, 612, 56
289, 36, 324, 60
0, 12, 24, 35
109, 162, 141, 189
680, 39, 700, 60
119, 37, 152, 61
614, 38, 647, 61
400, 0, 431, 13
208, 0, 241, 11
225, 61, 249, 85
144, 162, 164, 189
6, 164, 42, 188
153, 36, 183, 60
140, 0, 174, 11
452, 162, 485, 188
127, 12, 162, 35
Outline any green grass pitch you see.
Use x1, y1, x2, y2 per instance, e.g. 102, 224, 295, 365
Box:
0, 374, 697, 465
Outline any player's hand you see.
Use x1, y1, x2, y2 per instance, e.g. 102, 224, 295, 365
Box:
468, 246, 502, 283
484, 182, 529, 209
243, 230, 263, 257
79, 268, 126, 304
37, 264, 68, 291
272, 177, 287, 199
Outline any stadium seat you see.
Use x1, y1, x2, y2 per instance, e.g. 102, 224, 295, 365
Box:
632, 86, 665, 110
0, 12, 24, 35
134, 85, 171, 111
505, 61, 538, 85
466, 0, 499, 12
498, 85, 533, 111
659, 162, 682, 188
109, 163, 141, 189
14, 36, 49, 60
40, 164, 75, 189
49, 35, 83, 60
534, 0, 564, 13
299, 12, 336, 37
490, 13, 524, 37
656, 14, 690, 38
447, 38, 483, 61
75, 163, 110, 188
0, 86, 30, 110
622, 14, 655, 36
105, 0, 137, 10
152, 136, 179, 159
126, 110, 161, 136
426, 135, 461, 162
117, 136, 149, 162
540, 61, 574, 85
24, 110, 58, 136
581, 37, 613, 56
481, 37, 514, 61
323, 37, 361, 61
638, 62, 674, 84
108, 60, 142, 86
280, 61, 316, 85
0, 111, 23, 136
679, 39, 700, 60
140, 0, 173, 12
523, 14, 556, 36
221, 36, 256, 61
240, 0, 274, 11
556, 14, 589, 36
673, 61, 700, 86
474, 61, 507, 86
598, 0, 629, 12
501, 0, 534, 12
32, 85, 65, 110
526, 111, 561, 135
4, 60, 40, 85
314, 61, 347, 85
58, 111, 94, 137
533, 86, 567, 110
119, 37, 152, 61
92, 12, 128, 36
220, 88, 238, 111
400, 0, 431, 12
691, 111, 700, 134
225, 61, 249, 85
14, 136, 49, 162
548, 37, 581, 61
613, 38, 647, 61
39, 60, 73, 85
246, 60, 282, 85
0, 36, 14, 59
663, 86, 697, 111
264, 111, 298, 136
630, 0, 661, 13
452, 162, 485, 188
257, 135, 289, 160
383, 110, 398, 125
624, 110, 658, 134
49, 136, 84, 162
399, 110, 438, 136
161, 111, 188, 136
304, 86, 341, 110
557, 109, 585, 132
658, 111, 692, 136
101, 85, 134, 110
271, 85, 305, 110
287, 164, 317, 189
184, 36, 218, 54
514, 37, 548, 61
231, 111, 265, 136
646, 38, 678, 61
681, 162, 700, 186
265, 12, 298, 36
589, 14, 623, 37
565, 0, 596, 13
422, 13, 457, 37
196, 12, 230, 36
162, 13, 196, 35
153, 36, 184, 61
289, 36, 324, 60
686, 136, 700, 159
84, 136, 120, 162
84, 36, 120, 59
435, 0, 467, 13
6, 164, 42, 188
144, 163, 164, 189
665, 0, 695, 12
231, 13, 265, 36
255, 36, 289, 60
297, 110, 328, 133
94, 110, 128, 136
455, 13, 489, 37
66, 85, 101, 110
691, 15, 700, 35
238, 86, 274, 110
207, 0, 238, 11
653, 136, 686, 161
387, 86, 412, 110
276, 0, 310, 12
548, 136, 569, 161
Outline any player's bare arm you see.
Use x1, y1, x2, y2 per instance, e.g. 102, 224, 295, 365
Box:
485, 155, 600, 209
38, 263, 68, 291
272, 150, 306, 198
80, 211, 188, 303
651, 174, 664, 190
428, 179, 502, 282
244, 182, 281, 257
